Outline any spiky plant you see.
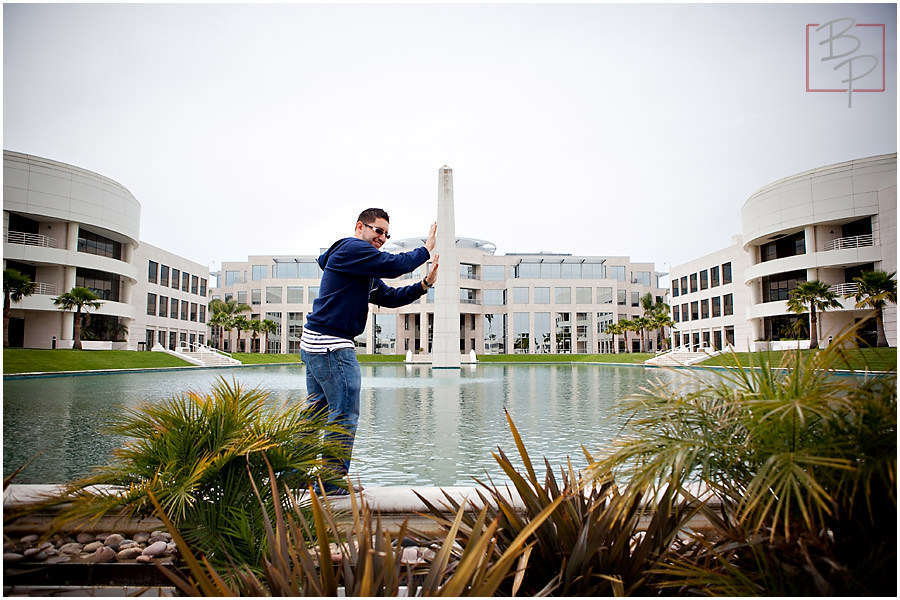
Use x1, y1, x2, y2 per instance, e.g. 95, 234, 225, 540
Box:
589, 324, 897, 595
42, 377, 347, 569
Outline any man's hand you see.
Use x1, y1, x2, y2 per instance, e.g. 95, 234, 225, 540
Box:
424, 222, 437, 253
423, 255, 439, 290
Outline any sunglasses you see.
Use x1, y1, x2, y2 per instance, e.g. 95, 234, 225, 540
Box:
362, 222, 390, 239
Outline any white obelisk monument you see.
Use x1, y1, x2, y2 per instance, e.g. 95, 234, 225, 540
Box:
432, 165, 461, 368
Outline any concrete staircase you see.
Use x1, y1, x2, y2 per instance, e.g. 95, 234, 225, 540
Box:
645, 345, 719, 367
152, 343, 241, 367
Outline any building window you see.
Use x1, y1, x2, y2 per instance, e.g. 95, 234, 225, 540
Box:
237, 290, 247, 305
483, 314, 505, 353
287, 286, 303, 303
681, 303, 688, 322
761, 231, 806, 262
483, 289, 505, 305
609, 265, 626, 282
182, 272, 190, 292
556, 287, 571, 304
631, 291, 640, 307
180, 300, 189, 320
513, 287, 529, 304
147, 293, 157, 316
672, 281, 679, 297
460, 288, 477, 304
700, 269, 708, 290
723, 293, 734, 316
672, 306, 680, 322
534, 312, 551, 354
761, 270, 806, 302
170, 298, 179, 319
513, 312, 530, 353
690, 301, 699, 320
555, 312, 572, 353
576, 287, 591, 304
160, 265, 169, 287
597, 287, 613, 304
690, 273, 698, 293
308, 287, 319, 302
617, 289, 627, 306
199, 278, 207, 297
75, 268, 121, 302
252, 265, 268, 281
266, 286, 282, 303
190, 303, 198, 322
540, 262, 561, 279
710, 265, 720, 287
251, 289, 261, 305
633, 271, 651, 286
148, 261, 158, 284
225, 270, 242, 285
77, 228, 122, 259
199, 305, 206, 324
460, 264, 477, 280
534, 287, 550, 304
191, 275, 199, 295
712, 296, 721, 317
722, 262, 732, 284
680, 276, 688, 295
700, 298, 709, 319
159, 295, 168, 317
483, 265, 505, 281
172, 269, 181, 289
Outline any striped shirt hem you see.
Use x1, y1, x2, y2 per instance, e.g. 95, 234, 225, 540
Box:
300, 327, 355, 353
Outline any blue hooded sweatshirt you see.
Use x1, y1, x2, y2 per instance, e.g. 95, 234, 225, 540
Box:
304, 237, 430, 340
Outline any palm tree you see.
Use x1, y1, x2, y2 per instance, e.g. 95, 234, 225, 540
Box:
3, 269, 37, 347
631, 316, 652, 353
786, 280, 843, 349
248, 319, 263, 353
640, 292, 671, 352
261, 319, 278, 354
611, 319, 631, 353
850, 270, 897, 347
232, 315, 251, 353
651, 312, 675, 351
206, 312, 231, 351
52, 287, 102, 350
208, 298, 249, 351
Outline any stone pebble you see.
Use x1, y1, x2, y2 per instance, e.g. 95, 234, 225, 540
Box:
8, 530, 179, 566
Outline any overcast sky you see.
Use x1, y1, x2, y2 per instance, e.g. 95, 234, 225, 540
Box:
4, 3, 896, 277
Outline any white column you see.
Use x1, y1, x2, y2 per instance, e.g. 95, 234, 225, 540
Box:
432, 165, 461, 368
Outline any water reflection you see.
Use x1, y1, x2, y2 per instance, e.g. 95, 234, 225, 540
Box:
4, 364, 683, 486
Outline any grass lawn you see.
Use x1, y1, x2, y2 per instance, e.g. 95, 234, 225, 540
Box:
5, 347, 895, 375
3, 348, 194, 374
703, 347, 897, 372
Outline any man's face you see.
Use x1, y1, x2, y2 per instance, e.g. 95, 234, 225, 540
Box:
357, 217, 390, 249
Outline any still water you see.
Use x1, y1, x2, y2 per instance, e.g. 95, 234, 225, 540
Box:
3, 364, 682, 486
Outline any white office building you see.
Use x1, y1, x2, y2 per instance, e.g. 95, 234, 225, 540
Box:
3, 150, 209, 350
211, 240, 668, 356
670, 153, 897, 350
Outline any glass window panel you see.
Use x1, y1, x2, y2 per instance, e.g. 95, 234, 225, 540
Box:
483, 289, 505, 305
513, 312, 530, 353
266, 286, 282, 303
513, 287, 529, 304
158, 295, 168, 318
556, 287, 571, 303
148, 261, 158, 283
576, 287, 591, 303
596, 287, 612, 304
252, 265, 268, 280
308, 287, 319, 302
286, 286, 303, 303
534, 287, 550, 303
534, 313, 551, 354
483, 265, 505, 281
609, 266, 626, 281
160, 265, 169, 287
251, 289, 261, 305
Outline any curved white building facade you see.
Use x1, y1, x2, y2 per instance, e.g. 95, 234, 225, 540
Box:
4, 150, 209, 350
741, 154, 896, 346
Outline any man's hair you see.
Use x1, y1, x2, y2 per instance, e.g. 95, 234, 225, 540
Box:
357, 208, 389, 224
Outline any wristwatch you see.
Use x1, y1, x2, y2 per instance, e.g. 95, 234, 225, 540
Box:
421, 278, 433, 290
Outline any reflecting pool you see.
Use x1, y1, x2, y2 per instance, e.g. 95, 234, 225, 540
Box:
4, 364, 684, 486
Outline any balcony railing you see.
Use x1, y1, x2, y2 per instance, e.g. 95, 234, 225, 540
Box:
823, 234, 874, 251
34, 282, 59, 295
829, 282, 859, 297
6, 231, 59, 248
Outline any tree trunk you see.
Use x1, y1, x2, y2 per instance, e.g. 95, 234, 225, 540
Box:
73, 308, 83, 350
3, 295, 11, 348
809, 305, 819, 349
876, 308, 888, 347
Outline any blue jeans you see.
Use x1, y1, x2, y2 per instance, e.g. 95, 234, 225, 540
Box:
301, 348, 361, 476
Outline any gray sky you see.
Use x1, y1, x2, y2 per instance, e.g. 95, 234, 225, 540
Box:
4, 3, 896, 275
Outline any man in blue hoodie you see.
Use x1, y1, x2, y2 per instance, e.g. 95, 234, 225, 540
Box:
301, 208, 439, 494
